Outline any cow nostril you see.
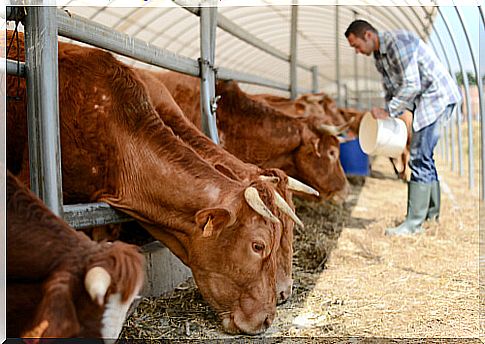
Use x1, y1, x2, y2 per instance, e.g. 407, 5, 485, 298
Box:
263, 315, 272, 329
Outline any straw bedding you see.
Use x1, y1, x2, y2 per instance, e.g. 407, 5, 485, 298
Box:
119, 156, 481, 341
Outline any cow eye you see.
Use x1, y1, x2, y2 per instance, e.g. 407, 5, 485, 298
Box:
252, 242, 265, 254
328, 147, 339, 161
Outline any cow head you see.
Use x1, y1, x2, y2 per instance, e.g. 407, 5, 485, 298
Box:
294, 125, 349, 203
7, 171, 145, 341
18, 242, 144, 342
187, 181, 282, 334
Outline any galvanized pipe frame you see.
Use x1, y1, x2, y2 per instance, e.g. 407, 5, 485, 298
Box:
352, 4, 470, 185
397, 5, 459, 173
453, 5, 484, 199
340, 5, 427, 108
429, 26, 463, 176
10, 4, 314, 228
24, 6, 63, 217
437, 7, 474, 187
6, 59, 25, 76
290, 5, 298, 100
413, 5, 463, 174
354, 4, 470, 181
335, 4, 341, 106
175, 1, 321, 94
57, 8, 296, 92
199, 4, 220, 143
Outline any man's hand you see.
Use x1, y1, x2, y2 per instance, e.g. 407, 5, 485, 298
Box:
371, 107, 390, 120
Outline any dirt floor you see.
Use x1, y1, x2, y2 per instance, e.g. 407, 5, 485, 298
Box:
120, 155, 482, 342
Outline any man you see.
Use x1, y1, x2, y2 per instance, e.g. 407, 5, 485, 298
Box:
345, 20, 462, 236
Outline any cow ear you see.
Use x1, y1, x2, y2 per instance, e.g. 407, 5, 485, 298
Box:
25, 272, 80, 338
311, 138, 321, 157
195, 208, 234, 238
295, 102, 305, 115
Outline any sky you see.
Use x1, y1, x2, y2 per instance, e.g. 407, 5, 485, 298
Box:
429, 5, 484, 77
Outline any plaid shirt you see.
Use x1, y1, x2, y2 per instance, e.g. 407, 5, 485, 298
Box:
374, 30, 462, 131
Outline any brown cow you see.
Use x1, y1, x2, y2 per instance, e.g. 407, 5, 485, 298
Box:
337, 107, 366, 139
136, 67, 316, 305
7, 170, 145, 340
151, 71, 350, 203
7, 32, 286, 334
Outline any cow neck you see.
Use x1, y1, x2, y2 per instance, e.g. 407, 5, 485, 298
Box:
137, 69, 261, 183
102, 111, 242, 228
215, 82, 303, 165
154, 101, 260, 183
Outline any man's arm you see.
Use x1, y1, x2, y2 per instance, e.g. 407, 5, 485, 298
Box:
387, 36, 421, 117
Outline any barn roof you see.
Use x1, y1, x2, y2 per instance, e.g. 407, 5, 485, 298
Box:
20, 1, 440, 107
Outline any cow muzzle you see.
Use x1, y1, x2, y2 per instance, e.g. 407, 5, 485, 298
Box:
276, 278, 293, 305
221, 308, 275, 335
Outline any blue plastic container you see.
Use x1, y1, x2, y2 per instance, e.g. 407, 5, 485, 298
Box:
339, 138, 370, 176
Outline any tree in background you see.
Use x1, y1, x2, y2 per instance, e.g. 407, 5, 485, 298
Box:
455, 71, 477, 85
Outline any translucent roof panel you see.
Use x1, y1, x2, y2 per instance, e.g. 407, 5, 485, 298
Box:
56, 2, 437, 106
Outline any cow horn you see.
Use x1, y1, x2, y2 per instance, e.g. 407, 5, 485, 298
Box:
316, 123, 344, 136
273, 192, 304, 228
244, 187, 280, 224
85, 266, 111, 306
258, 175, 280, 184
305, 94, 323, 103
287, 176, 320, 197
22, 320, 49, 339
316, 117, 354, 136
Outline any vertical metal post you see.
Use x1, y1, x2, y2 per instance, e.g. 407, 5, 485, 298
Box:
0, 9, 5, 343
353, 10, 359, 108
365, 57, 370, 109
440, 126, 445, 159
454, 5, 484, 199
199, 3, 219, 144
438, 7, 474, 187
311, 65, 319, 93
405, 5, 464, 176
344, 83, 349, 108
444, 124, 449, 164
25, 5, 63, 216
335, 4, 341, 106
290, 5, 298, 100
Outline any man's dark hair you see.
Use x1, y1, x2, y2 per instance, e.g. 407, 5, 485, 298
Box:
344, 20, 378, 39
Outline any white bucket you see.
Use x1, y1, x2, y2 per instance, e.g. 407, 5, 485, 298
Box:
358, 112, 408, 158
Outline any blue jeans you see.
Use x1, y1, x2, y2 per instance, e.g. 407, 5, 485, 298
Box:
409, 105, 454, 183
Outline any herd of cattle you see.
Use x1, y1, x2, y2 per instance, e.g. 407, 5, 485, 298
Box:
6, 30, 411, 340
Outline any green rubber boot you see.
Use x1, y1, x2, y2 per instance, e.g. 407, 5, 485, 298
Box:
426, 181, 440, 222
385, 181, 432, 236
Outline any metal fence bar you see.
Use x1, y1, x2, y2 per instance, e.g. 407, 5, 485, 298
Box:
311, 65, 319, 93
430, 19, 463, 176
217, 66, 311, 93
174, 0, 316, 73
63, 203, 133, 229
56, 9, 200, 77
454, 5, 484, 198
25, 6, 63, 216
290, 5, 298, 100
335, 4, 341, 106
199, 4, 220, 143
438, 7, 474, 188
6, 59, 25, 77
416, 11, 457, 173
57, 8, 300, 94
